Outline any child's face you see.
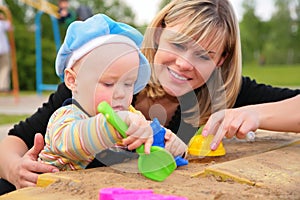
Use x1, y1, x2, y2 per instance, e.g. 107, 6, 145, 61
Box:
93, 50, 139, 113
68, 43, 139, 116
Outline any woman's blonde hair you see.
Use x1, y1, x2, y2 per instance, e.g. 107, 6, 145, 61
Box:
141, 0, 242, 127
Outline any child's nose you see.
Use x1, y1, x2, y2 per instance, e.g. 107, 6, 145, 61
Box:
113, 86, 126, 99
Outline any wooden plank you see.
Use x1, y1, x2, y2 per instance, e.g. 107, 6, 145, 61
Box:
193, 140, 300, 190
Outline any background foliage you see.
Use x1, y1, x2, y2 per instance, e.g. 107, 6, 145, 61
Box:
2, 0, 138, 90
240, 0, 300, 65
1, 0, 300, 90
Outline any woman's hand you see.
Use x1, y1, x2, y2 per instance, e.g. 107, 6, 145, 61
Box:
202, 107, 259, 150
118, 111, 153, 154
7, 133, 59, 189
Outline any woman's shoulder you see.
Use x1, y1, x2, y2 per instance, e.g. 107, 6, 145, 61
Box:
57, 82, 72, 94
50, 82, 72, 103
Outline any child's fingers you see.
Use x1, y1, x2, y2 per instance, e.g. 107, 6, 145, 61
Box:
126, 139, 143, 151
164, 129, 172, 140
122, 136, 135, 146
125, 117, 139, 136
125, 124, 139, 136
143, 139, 152, 154
125, 115, 149, 137
165, 136, 187, 157
123, 131, 150, 145
127, 125, 152, 141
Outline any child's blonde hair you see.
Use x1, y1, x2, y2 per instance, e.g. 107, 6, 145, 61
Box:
142, 0, 242, 126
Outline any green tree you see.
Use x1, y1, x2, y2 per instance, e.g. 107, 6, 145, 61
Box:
291, 0, 300, 63
239, 0, 267, 65
264, 0, 299, 64
159, 0, 171, 10
68, 0, 135, 25
239, 0, 300, 65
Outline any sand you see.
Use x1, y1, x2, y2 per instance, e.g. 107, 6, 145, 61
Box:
1, 130, 300, 200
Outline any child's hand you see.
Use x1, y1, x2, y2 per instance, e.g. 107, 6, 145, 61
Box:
117, 111, 153, 154
164, 129, 187, 158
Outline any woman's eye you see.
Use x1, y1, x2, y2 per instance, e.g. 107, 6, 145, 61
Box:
195, 52, 210, 61
172, 43, 185, 51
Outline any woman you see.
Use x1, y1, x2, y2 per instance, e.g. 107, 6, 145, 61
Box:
0, 0, 299, 194
135, 0, 299, 143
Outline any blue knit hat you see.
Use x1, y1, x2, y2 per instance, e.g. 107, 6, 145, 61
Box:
55, 14, 151, 94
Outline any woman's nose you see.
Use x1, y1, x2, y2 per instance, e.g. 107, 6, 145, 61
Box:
175, 55, 194, 71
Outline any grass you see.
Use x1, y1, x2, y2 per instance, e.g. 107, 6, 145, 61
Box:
0, 114, 29, 125
242, 64, 300, 87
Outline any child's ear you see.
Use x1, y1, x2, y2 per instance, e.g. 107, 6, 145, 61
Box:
64, 68, 77, 91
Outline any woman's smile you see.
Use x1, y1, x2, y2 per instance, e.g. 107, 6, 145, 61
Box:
168, 67, 191, 82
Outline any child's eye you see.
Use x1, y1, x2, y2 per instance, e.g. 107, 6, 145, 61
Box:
125, 82, 134, 87
102, 82, 114, 87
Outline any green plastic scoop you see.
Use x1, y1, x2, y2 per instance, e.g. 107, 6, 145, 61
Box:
97, 101, 176, 182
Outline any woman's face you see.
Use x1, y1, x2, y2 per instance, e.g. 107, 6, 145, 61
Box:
154, 24, 224, 97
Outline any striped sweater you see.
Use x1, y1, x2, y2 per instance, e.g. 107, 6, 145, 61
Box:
39, 104, 137, 170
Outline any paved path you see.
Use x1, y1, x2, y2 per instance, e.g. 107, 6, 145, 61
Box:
0, 94, 48, 115
0, 94, 49, 140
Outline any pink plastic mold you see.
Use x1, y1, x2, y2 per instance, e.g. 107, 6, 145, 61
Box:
99, 187, 188, 200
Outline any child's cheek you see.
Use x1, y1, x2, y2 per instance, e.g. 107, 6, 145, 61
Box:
94, 87, 112, 112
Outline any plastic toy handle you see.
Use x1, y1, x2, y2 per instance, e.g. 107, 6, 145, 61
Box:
97, 101, 143, 153
97, 101, 128, 138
